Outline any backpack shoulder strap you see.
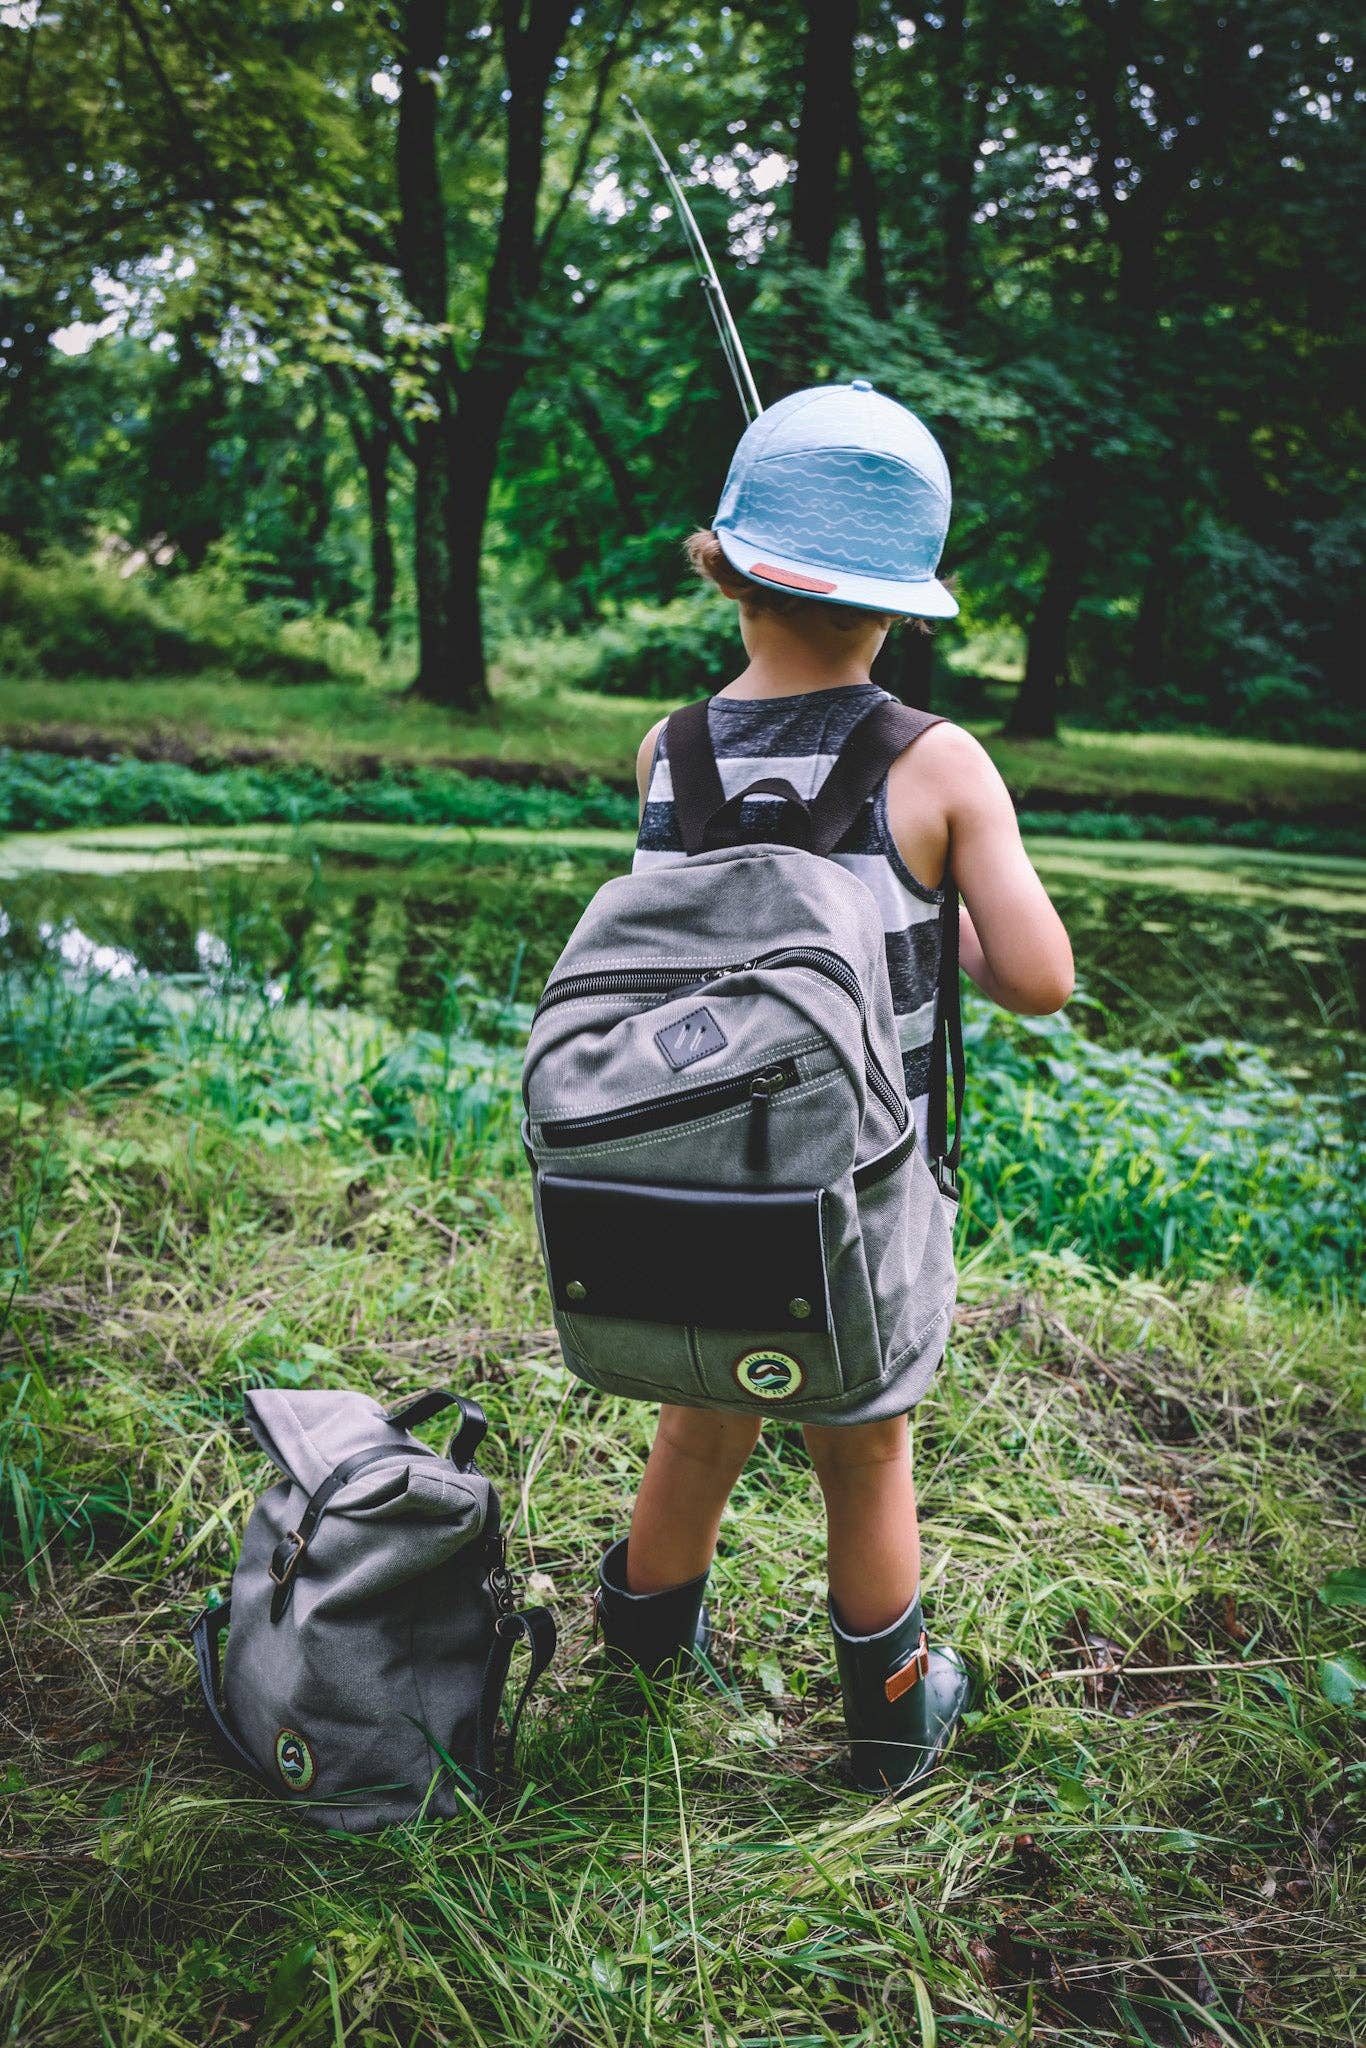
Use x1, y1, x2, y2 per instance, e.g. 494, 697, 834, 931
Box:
665, 695, 945, 858
664, 698, 726, 855
803, 699, 943, 856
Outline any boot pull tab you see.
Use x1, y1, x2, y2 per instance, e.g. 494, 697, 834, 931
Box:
884, 1629, 931, 1704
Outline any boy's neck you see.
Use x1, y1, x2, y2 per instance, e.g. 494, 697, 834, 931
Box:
719, 610, 887, 700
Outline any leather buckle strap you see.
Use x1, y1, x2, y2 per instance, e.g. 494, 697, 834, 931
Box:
884, 1629, 931, 1704
269, 1528, 306, 1588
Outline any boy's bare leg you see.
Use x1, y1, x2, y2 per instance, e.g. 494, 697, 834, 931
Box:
626, 1404, 763, 1593
803, 1415, 920, 1634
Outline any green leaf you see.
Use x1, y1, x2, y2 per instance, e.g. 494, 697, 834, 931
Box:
262, 1940, 317, 2030
1053, 1773, 1092, 1813
1158, 1828, 1201, 1854
785, 1916, 810, 1944
274, 1358, 316, 1387
1317, 1567, 1366, 1610
757, 1654, 786, 1699
1318, 1654, 1366, 1710
589, 1953, 623, 1993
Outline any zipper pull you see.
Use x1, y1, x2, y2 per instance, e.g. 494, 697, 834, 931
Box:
746, 1066, 790, 1172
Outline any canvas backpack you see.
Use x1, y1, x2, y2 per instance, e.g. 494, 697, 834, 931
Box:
520, 697, 965, 1425
191, 1386, 555, 1831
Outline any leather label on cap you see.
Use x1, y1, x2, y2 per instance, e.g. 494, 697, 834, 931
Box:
748, 561, 839, 594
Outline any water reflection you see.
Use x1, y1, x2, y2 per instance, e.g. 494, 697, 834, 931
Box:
1, 834, 1360, 1085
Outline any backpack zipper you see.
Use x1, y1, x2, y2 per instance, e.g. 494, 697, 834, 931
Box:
535, 945, 907, 1131
539, 1056, 801, 1151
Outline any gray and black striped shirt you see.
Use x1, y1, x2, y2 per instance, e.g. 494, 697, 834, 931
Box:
634, 683, 945, 1149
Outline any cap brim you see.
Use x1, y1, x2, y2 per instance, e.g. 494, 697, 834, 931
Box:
715, 527, 958, 620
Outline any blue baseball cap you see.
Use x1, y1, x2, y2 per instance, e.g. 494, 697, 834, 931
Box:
713, 380, 957, 619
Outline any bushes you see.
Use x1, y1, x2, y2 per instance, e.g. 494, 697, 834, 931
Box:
0, 550, 334, 684
959, 1003, 1357, 1292
557, 594, 742, 698
0, 749, 636, 833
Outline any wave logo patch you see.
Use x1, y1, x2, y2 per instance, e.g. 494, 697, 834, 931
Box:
274, 1727, 317, 1792
654, 1005, 728, 1072
733, 1349, 806, 1401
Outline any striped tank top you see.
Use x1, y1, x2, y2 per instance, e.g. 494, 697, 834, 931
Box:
634, 683, 945, 1151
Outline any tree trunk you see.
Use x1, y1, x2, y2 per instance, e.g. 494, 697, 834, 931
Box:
791, 0, 856, 269
361, 431, 396, 647
441, 382, 511, 704
397, 0, 477, 705
872, 624, 934, 709
1008, 519, 1086, 739
846, 96, 889, 319
937, 0, 974, 330
570, 384, 644, 534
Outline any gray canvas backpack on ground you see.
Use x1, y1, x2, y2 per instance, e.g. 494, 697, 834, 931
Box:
191, 1387, 555, 1831
521, 697, 965, 1426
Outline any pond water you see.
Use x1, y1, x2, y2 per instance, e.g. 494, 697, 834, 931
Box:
1, 823, 1361, 1087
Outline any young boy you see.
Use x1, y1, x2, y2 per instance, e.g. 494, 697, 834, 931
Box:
597, 382, 1073, 1791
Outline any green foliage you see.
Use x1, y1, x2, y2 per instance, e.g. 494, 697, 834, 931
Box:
550, 594, 744, 699
959, 1004, 1359, 1294
0, 749, 635, 833
0, 552, 333, 684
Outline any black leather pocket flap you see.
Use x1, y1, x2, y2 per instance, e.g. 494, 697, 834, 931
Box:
539, 1175, 830, 1333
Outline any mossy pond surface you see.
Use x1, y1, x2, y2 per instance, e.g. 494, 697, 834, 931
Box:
1, 821, 1361, 1085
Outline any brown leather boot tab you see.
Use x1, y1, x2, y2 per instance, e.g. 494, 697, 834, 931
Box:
884, 1630, 931, 1704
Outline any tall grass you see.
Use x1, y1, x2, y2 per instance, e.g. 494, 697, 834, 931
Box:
2, 989, 1362, 2044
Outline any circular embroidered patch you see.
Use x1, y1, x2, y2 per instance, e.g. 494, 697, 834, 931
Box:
733, 1349, 806, 1401
274, 1727, 317, 1792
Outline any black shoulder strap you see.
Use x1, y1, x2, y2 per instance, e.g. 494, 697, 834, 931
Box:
474, 1606, 558, 1791
190, 1600, 263, 1781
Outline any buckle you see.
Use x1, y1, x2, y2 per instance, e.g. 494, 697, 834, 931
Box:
933, 1160, 959, 1201
884, 1629, 931, 1705
269, 1530, 306, 1587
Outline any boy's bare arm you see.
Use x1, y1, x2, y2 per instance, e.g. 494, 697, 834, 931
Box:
888, 726, 1073, 1016
636, 718, 667, 820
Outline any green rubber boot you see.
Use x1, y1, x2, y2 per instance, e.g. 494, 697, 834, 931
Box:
831, 1590, 969, 1793
596, 1538, 712, 1679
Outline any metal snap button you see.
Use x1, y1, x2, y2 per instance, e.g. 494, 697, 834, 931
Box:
788, 1296, 812, 1320
565, 1280, 587, 1302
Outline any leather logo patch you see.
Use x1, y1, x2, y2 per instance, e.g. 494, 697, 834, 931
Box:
275, 1727, 317, 1792
733, 1349, 806, 1401
747, 561, 839, 594
654, 1006, 728, 1072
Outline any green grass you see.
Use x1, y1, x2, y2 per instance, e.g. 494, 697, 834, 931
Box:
1, 964, 1362, 2045
3, 669, 1362, 818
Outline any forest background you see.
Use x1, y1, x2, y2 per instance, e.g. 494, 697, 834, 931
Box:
1, 6, 1363, 2048
1, 0, 1361, 745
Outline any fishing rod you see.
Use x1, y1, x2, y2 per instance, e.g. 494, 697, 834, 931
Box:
619, 94, 762, 423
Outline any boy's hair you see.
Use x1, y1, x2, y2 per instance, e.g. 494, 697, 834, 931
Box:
686, 529, 924, 632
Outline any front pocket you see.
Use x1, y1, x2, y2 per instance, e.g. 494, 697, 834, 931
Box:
538, 1174, 830, 1333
